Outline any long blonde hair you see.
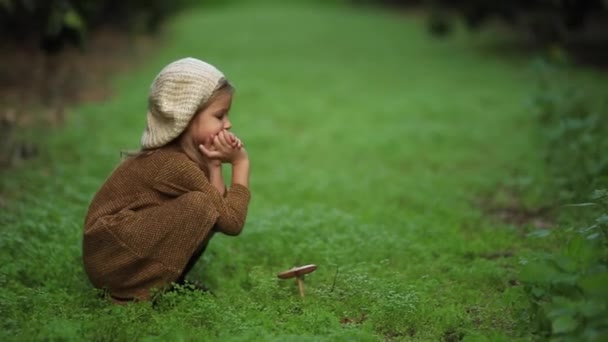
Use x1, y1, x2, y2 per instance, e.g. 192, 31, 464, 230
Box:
122, 79, 235, 174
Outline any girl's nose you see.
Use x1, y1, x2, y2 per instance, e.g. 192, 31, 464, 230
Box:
224, 119, 232, 130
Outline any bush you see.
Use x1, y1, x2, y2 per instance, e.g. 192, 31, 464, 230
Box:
519, 61, 608, 341
357, 0, 608, 43
0, 0, 191, 53
532, 60, 608, 201
521, 189, 608, 341
430, 0, 606, 33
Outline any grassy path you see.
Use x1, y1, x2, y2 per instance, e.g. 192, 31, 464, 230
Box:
1, 3, 550, 340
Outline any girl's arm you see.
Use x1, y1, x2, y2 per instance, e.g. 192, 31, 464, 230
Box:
231, 155, 249, 189
207, 162, 226, 196
227, 132, 249, 188
153, 153, 250, 236
202, 130, 249, 191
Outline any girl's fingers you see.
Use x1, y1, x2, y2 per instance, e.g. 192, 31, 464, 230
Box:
212, 135, 226, 150
229, 133, 238, 147
225, 131, 234, 144
214, 130, 241, 150
199, 144, 221, 159
205, 135, 217, 150
213, 133, 231, 153
217, 130, 230, 147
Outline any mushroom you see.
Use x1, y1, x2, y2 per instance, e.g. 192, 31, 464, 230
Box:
277, 264, 317, 297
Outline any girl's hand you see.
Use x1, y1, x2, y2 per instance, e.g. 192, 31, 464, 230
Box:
202, 135, 222, 168
199, 130, 248, 165
225, 131, 243, 150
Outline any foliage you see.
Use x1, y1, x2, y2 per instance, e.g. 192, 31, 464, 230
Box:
521, 189, 608, 341
518, 61, 608, 341
0, 0, 192, 53
532, 61, 608, 201
430, 0, 607, 34
358, 0, 608, 42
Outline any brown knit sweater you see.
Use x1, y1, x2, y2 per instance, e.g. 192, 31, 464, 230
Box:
82, 145, 250, 300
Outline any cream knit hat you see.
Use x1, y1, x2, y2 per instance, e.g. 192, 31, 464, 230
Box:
141, 57, 225, 149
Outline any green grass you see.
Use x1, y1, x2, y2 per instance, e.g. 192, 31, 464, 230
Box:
0, 2, 598, 341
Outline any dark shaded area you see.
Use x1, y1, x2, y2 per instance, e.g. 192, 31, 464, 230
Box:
429, 0, 606, 35
0, 28, 153, 168
356, 0, 608, 68
442, 328, 465, 342
475, 186, 555, 230
360, 0, 607, 37
0, 1, 181, 168
464, 250, 515, 260
0, 0, 184, 54
339, 313, 367, 325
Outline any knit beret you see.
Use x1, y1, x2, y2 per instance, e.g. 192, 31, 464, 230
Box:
141, 57, 225, 149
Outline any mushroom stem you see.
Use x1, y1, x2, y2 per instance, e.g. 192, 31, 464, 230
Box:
296, 276, 305, 297
277, 264, 316, 298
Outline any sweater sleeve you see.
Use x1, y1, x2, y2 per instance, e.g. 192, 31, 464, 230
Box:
152, 153, 251, 236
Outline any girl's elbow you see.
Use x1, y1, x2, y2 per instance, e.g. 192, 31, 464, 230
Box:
220, 219, 246, 236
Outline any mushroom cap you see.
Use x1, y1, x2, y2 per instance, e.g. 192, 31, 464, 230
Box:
277, 264, 317, 279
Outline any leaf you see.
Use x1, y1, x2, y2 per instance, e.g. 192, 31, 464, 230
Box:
564, 236, 600, 268
590, 189, 608, 200
531, 286, 546, 298
596, 214, 608, 225
562, 202, 597, 208
520, 262, 560, 284
578, 272, 608, 299
547, 297, 578, 319
63, 9, 85, 31
551, 273, 579, 287
528, 229, 551, 238
579, 301, 604, 318
553, 254, 577, 273
552, 315, 578, 334
579, 224, 598, 233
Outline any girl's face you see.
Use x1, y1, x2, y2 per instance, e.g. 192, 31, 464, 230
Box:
188, 91, 233, 146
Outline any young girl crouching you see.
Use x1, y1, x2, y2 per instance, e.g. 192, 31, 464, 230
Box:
82, 57, 250, 303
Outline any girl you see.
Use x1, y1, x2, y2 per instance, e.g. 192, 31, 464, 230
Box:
82, 57, 251, 303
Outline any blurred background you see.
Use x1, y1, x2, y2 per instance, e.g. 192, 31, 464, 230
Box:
2, 0, 608, 168
1, 1, 608, 340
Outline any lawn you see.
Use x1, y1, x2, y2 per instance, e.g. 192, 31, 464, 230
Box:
0, 2, 574, 341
